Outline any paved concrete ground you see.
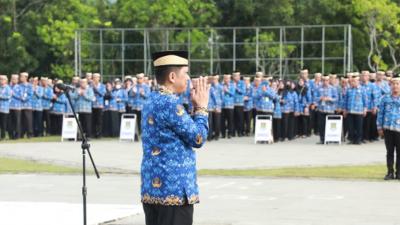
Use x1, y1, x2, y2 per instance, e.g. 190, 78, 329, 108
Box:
0, 136, 386, 172
1, 174, 400, 225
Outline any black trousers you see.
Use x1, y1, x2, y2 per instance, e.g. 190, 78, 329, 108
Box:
133, 109, 142, 135
298, 115, 310, 137
348, 114, 363, 144
221, 108, 234, 137
42, 109, 51, 136
8, 109, 21, 139
370, 113, 378, 140
234, 105, 244, 136
207, 111, 213, 140
103, 110, 119, 137
318, 112, 330, 143
50, 114, 63, 135
33, 110, 43, 137
282, 112, 295, 140
273, 118, 281, 142
243, 110, 252, 135
310, 108, 319, 135
92, 108, 104, 138
79, 113, 92, 138
0, 112, 8, 139
363, 112, 373, 141
21, 109, 33, 138
143, 203, 193, 225
212, 111, 221, 139
383, 130, 400, 174
341, 113, 348, 140
252, 108, 257, 133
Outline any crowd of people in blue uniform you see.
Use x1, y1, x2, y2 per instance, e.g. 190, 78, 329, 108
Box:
0, 69, 394, 145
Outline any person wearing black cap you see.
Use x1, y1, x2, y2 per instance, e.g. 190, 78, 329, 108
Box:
140, 51, 210, 225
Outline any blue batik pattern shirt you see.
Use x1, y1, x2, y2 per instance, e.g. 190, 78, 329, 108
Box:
297, 87, 312, 114
131, 84, 150, 111
233, 80, 246, 106
92, 83, 106, 109
0, 85, 12, 113
104, 91, 118, 111
32, 86, 44, 111
314, 86, 338, 113
10, 84, 23, 110
255, 85, 278, 113
361, 82, 380, 110
222, 83, 235, 109
114, 88, 127, 112
74, 88, 95, 113
51, 93, 68, 114
210, 84, 223, 111
344, 86, 368, 115
20, 82, 33, 110
273, 96, 282, 119
141, 90, 208, 206
41, 86, 53, 110
282, 91, 299, 113
244, 85, 253, 111
377, 94, 400, 132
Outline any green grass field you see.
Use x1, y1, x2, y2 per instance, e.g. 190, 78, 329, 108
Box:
0, 157, 81, 174
0, 156, 388, 180
199, 165, 388, 180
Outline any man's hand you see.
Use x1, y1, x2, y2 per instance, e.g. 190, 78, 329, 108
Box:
372, 108, 378, 115
378, 129, 384, 138
191, 76, 210, 108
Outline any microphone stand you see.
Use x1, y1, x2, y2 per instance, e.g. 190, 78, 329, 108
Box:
64, 89, 100, 225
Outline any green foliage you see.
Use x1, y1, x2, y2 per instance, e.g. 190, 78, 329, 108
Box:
2, 0, 400, 76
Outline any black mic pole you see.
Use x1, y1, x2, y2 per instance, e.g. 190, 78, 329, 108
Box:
64, 89, 100, 225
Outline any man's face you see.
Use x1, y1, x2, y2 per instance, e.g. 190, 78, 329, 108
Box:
0, 77, 6, 85
323, 79, 329, 86
20, 75, 27, 83
377, 73, 384, 81
361, 74, 369, 82
11, 76, 18, 84
351, 78, 359, 87
80, 80, 88, 89
93, 76, 100, 83
41, 80, 47, 86
223, 77, 230, 84
137, 77, 143, 84
391, 80, 400, 94
232, 73, 240, 82
172, 66, 189, 94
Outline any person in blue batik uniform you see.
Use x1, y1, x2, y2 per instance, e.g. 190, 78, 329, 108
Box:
74, 78, 95, 138
296, 78, 312, 137
31, 77, 44, 137
0, 75, 12, 140
221, 74, 235, 139
19, 72, 34, 138
103, 81, 119, 137
243, 77, 253, 136
281, 80, 299, 141
41, 77, 54, 136
8, 74, 22, 139
343, 74, 367, 145
141, 51, 209, 225
131, 73, 151, 135
232, 71, 246, 136
210, 75, 222, 140
91, 73, 106, 138
314, 75, 338, 144
377, 75, 400, 180
50, 81, 68, 135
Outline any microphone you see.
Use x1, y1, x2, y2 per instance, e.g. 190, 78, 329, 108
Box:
55, 83, 75, 91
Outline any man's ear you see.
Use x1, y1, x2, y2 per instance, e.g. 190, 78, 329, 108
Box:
168, 71, 176, 84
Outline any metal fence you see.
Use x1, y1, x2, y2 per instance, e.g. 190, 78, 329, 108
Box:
74, 24, 352, 81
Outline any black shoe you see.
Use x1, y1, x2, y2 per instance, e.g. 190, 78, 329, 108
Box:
221, 135, 226, 139
384, 172, 395, 180
214, 136, 219, 141
228, 135, 232, 139
396, 173, 400, 180
316, 141, 324, 145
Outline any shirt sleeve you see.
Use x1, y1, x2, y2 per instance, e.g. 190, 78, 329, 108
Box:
164, 100, 209, 148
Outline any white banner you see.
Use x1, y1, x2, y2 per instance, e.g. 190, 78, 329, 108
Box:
61, 114, 78, 141
119, 114, 137, 141
324, 115, 343, 144
254, 115, 273, 143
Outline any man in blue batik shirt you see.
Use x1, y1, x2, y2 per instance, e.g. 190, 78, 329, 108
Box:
141, 51, 209, 225
91, 73, 106, 138
41, 77, 54, 136
0, 75, 12, 140
19, 72, 34, 138
31, 77, 44, 137
232, 71, 245, 137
